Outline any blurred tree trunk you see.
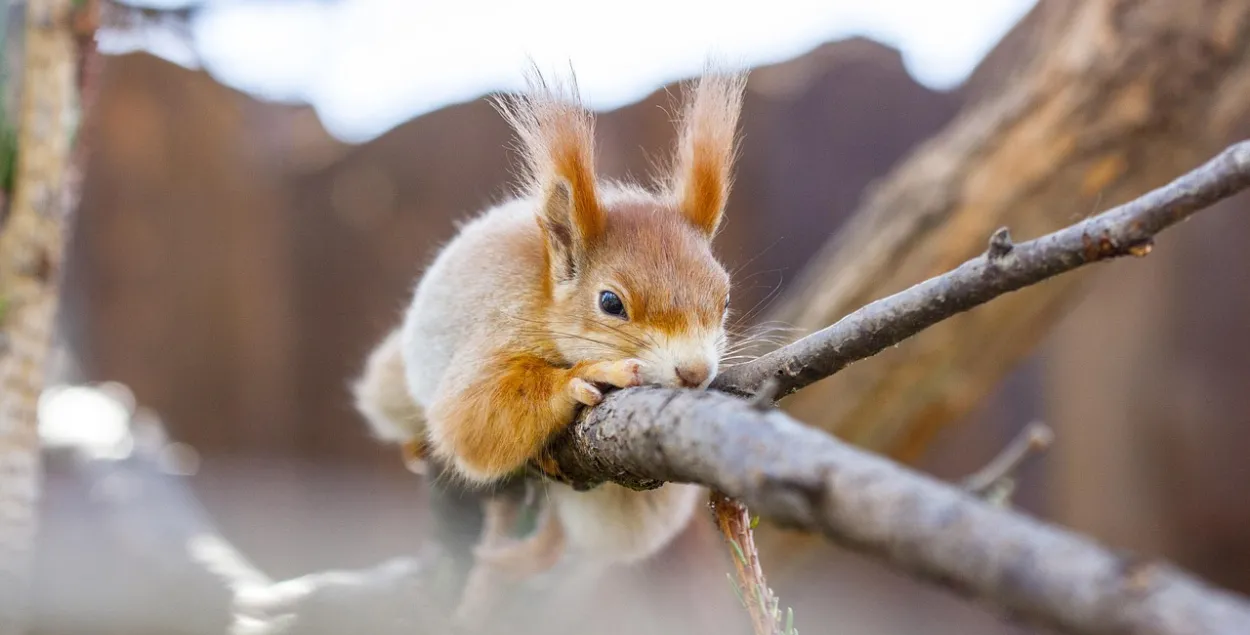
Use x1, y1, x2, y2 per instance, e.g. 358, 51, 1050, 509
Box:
757, 0, 1250, 560
1047, 155, 1250, 593
0, 0, 78, 632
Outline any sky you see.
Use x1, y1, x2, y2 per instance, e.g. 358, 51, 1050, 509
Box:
110, 0, 1038, 143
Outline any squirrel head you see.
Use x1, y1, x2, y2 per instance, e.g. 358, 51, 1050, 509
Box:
495, 67, 746, 389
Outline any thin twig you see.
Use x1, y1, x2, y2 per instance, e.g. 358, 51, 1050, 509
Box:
748, 377, 782, 410
961, 421, 1054, 502
710, 491, 788, 635
711, 141, 1250, 399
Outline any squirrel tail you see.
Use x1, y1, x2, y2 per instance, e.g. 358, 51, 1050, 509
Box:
352, 328, 427, 445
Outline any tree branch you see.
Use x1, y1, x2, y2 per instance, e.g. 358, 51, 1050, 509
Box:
711, 140, 1250, 399
710, 491, 790, 635
536, 139, 1250, 635
549, 386, 1250, 635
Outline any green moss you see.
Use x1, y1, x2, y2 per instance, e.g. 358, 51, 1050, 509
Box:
0, 72, 15, 196
0, 120, 16, 195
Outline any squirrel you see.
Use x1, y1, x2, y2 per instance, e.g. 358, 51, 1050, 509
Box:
351, 66, 747, 577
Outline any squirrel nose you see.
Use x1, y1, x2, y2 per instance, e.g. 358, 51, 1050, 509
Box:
675, 362, 711, 388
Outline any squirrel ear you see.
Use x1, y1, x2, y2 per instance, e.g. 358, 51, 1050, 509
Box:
494, 67, 604, 282
667, 70, 747, 239
537, 177, 600, 281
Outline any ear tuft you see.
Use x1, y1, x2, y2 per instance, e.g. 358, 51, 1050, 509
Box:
666, 68, 747, 239
493, 66, 604, 280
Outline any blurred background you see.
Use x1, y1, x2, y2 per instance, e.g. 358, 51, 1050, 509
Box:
23, 0, 1250, 633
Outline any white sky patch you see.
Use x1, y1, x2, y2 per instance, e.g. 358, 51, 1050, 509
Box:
178, 0, 1037, 142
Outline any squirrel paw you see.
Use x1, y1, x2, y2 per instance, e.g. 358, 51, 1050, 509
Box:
570, 378, 603, 406
579, 358, 644, 389
472, 503, 566, 580
473, 538, 562, 579
399, 439, 429, 475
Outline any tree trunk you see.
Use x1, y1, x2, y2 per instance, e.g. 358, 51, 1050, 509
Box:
756, 0, 1250, 557
0, 0, 78, 631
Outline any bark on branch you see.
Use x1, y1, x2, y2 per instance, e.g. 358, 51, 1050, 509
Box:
550, 387, 1250, 635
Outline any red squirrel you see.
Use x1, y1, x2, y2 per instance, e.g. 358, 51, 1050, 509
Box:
353, 67, 746, 574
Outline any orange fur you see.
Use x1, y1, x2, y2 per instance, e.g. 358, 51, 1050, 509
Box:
667, 70, 748, 238
427, 352, 641, 481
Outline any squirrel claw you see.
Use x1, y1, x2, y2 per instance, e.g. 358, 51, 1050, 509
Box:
571, 378, 603, 406
606, 358, 644, 388
580, 358, 644, 390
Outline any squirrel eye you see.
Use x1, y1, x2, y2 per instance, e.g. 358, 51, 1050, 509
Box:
598, 290, 627, 319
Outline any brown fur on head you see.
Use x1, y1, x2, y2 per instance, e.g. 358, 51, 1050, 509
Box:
492, 66, 747, 389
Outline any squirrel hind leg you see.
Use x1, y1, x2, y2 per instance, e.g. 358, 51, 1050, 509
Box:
353, 329, 429, 469
471, 496, 567, 579
454, 494, 567, 631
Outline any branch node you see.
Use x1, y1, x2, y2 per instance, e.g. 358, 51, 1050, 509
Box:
987, 227, 1015, 260
1232, 140, 1250, 171
749, 377, 782, 410
1127, 238, 1154, 257
962, 421, 1053, 499
713, 139, 1250, 398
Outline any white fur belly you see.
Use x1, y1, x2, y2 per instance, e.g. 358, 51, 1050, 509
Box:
399, 307, 458, 408
399, 199, 545, 409
549, 481, 703, 566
